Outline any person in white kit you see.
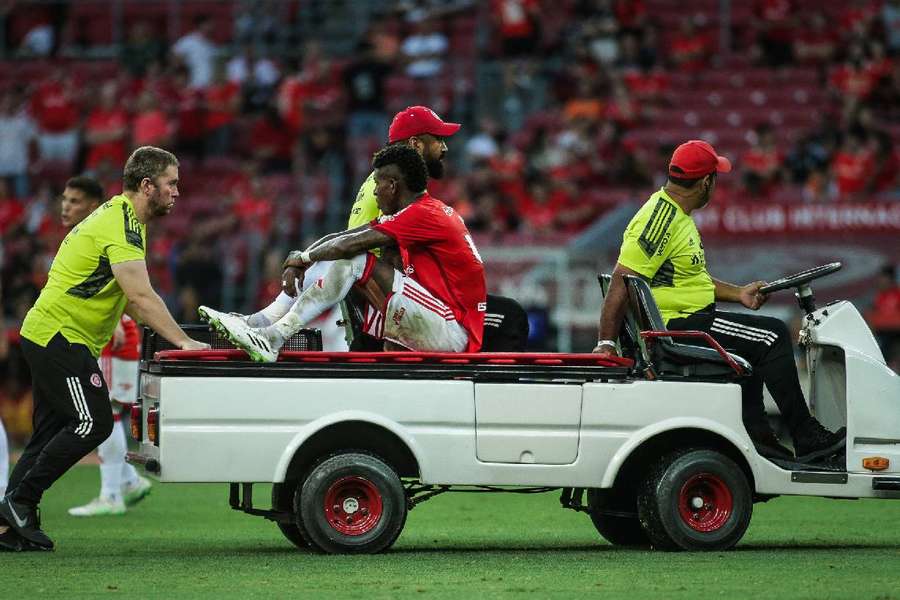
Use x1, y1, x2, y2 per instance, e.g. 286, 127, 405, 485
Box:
50, 176, 152, 517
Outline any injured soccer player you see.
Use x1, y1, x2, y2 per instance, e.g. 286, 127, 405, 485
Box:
200, 145, 486, 362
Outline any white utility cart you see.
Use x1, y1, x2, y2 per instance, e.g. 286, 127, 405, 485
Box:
129, 263, 899, 553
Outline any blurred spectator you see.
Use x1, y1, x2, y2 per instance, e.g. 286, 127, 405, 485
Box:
464, 118, 501, 164
83, 81, 128, 172
867, 264, 900, 369
0, 179, 25, 235
839, 0, 879, 40
172, 16, 218, 89
204, 64, 241, 156
801, 167, 838, 203
248, 105, 294, 173
490, 0, 541, 57
277, 42, 342, 134
174, 239, 224, 323
829, 43, 880, 120
605, 81, 639, 128
0, 90, 35, 199
235, 0, 287, 49
132, 91, 173, 148
173, 69, 205, 159
793, 12, 836, 66
401, 17, 448, 78
883, 0, 900, 53
742, 124, 784, 196
563, 79, 604, 124
226, 44, 281, 110
29, 67, 79, 166
668, 17, 711, 72
120, 21, 166, 78
343, 40, 393, 141
752, 0, 796, 68
831, 132, 875, 200
870, 133, 899, 195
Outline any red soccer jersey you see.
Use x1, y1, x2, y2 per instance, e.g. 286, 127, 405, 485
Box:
373, 193, 486, 352
101, 315, 141, 360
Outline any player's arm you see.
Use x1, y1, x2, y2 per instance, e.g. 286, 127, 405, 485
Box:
713, 277, 769, 310
303, 224, 372, 253
594, 263, 643, 355
112, 260, 208, 350
284, 227, 395, 267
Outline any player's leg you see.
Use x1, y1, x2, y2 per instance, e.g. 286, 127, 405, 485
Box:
244, 261, 335, 327
0, 417, 9, 498
3, 335, 113, 547
205, 255, 387, 361
711, 310, 844, 460
69, 356, 126, 516
379, 275, 469, 352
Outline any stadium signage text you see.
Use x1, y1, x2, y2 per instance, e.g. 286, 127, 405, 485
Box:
693, 203, 900, 234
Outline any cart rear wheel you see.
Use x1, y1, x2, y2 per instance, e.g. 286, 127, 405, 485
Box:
296, 452, 407, 554
637, 448, 752, 551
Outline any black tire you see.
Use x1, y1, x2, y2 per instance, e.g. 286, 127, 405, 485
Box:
271, 482, 308, 549
296, 452, 407, 554
587, 488, 650, 547
637, 448, 752, 551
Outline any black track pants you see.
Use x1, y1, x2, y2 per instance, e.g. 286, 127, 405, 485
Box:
667, 308, 811, 435
7, 334, 113, 508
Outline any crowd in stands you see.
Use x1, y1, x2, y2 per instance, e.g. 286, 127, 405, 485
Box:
0, 1, 899, 426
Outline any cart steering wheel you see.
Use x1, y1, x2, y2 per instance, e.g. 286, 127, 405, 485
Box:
759, 262, 842, 295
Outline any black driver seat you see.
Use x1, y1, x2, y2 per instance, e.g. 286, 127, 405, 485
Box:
620, 274, 752, 381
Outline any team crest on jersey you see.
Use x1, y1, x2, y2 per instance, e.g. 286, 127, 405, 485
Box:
443, 206, 453, 216
90, 373, 102, 388
392, 307, 406, 325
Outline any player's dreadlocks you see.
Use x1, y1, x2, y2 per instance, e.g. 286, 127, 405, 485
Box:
372, 145, 428, 193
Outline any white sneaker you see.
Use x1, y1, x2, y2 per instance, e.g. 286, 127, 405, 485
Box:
199, 306, 279, 362
68, 496, 126, 517
123, 476, 152, 507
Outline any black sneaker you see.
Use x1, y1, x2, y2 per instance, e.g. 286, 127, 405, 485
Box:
793, 418, 846, 463
0, 496, 54, 550
0, 526, 24, 552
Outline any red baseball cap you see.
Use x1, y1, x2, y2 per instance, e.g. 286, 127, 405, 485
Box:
388, 106, 461, 143
668, 140, 732, 178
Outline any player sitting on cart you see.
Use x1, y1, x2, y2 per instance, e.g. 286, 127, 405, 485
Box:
200, 145, 486, 361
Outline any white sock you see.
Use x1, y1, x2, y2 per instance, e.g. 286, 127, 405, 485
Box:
247, 261, 336, 327
270, 256, 369, 342
98, 420, 127, 501
0, 417, 8, 497
121, 461, 140, 489
247, 292, 297, 327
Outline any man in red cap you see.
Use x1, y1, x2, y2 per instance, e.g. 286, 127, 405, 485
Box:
593, 140, 845, 464
231, 106, 462, 348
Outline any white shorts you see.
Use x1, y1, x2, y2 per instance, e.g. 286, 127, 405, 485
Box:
364, 272, 468, 352
99, 356, 139, 405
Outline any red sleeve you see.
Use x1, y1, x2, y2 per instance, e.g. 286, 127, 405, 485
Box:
373, 201, 445, 246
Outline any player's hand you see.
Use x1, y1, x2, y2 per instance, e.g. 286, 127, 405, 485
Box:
592, 343, 619, 357
283, 250, 309, 270
179, 338, 210, 351
740, 281, 769, 310
282, 266, 306, 297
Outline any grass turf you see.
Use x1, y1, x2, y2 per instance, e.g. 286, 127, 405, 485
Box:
3, 466, 900, 599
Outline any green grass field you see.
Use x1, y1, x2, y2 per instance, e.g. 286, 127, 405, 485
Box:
4, 466, 900, 599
